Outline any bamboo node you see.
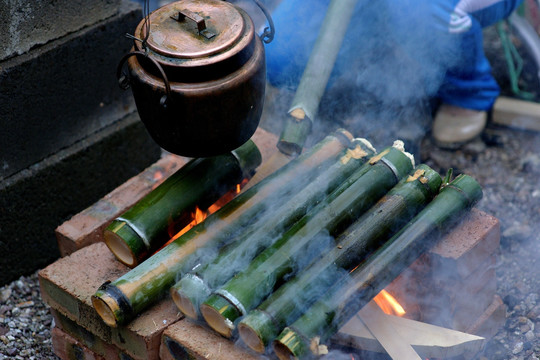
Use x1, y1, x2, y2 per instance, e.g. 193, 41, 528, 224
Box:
368, 148, 391, 165
407, 169, 426, 182
341, 145, 369, 164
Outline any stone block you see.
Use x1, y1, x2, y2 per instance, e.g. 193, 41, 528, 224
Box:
39, 242, 182, 360
0, 112, 160, 286
0, 0, 122, 61
56, 154, 190, 257
0, 0, 142, 179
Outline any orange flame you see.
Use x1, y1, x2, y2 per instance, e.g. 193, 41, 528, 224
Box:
373, 289, 406, 317
170, 207, 208, 242
158, 179, 249, 251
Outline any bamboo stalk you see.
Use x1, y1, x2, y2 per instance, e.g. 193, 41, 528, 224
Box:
104, 140, 262, 268
272, 174, 483, 360
199, 143, 415, 338
91, 130, 352, 327
170, 139, 377, 320
278, 0, 360, 155
238, 164, 442, 353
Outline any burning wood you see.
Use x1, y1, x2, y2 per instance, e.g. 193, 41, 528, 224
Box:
170, 138, 376, 320
336, 300, 485, 359
272, 173, 483, 360
236, 164, 442, 353
199, 143, 416, 338
91, 130, 351, 327
103, 140, 262, 268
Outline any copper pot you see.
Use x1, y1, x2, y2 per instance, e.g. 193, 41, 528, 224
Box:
118, 0, 273, 157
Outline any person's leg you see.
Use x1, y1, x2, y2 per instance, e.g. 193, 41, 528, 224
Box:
433, 0, 524, 147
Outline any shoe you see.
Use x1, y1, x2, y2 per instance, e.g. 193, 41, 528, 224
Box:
432, 104, 487, 149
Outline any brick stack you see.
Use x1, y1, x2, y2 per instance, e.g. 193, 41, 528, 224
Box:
40, 128, 505, 359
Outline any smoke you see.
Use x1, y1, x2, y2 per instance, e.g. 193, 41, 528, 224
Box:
263, 0, 465, 152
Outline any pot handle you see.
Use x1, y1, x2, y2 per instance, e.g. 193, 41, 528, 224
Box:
116, 51, 171, 108
252, 0, 275, 44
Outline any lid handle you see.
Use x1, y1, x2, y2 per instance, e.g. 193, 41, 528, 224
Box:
174, 9, 216, 39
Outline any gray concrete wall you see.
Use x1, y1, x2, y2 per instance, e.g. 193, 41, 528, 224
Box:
0, 0, 142, 180
0, 0, 121, 61
0, 112, 161, 286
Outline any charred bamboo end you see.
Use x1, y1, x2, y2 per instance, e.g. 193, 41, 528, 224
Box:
273, 327, 306, 360
104, 220, 145, 268
92, 282, 133, 327
231, 140, 263, 179
170, 275, 211, 320
238, 310, 277, 353
277, 117, 313, 156
200, 294, 242, 338
92, 294, 118, 327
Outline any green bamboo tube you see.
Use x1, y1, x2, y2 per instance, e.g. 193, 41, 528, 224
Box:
170, 139, 376, 320
272, 174, 483, 360
238, 164, 442, 353
199, 143, 415, 338
104, 140, 262, 268
91, 130, 352, 327
278, 0, 360, 155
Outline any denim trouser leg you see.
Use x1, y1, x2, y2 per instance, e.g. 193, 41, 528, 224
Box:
437, 0, 524, 110
265, 0, 523, 110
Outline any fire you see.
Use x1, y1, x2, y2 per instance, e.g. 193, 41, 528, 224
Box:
160, 179, 248, 249
373, 289, 406, 317
170, 207, 208, 241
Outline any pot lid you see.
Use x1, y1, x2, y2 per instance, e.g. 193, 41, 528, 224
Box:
139, 0, 250, 62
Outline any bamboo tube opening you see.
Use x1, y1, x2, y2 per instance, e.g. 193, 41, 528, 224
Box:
273, 341, 297, 360
200, 303, 235, 338
91, 295, 119, 328
238, 322, 265, 353
104, 230, 137, 267
171, 289, 198, 319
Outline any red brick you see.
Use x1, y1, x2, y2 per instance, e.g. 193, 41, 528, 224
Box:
385, 210, 499, 324
55, 154, 189, 257
466, 295, 507, 339
52, 309, 122, 360
39, 242, 182, 360
51, 326, 106, 360
39, 243, 126, 341
429, 208, 500, 279
162, 319, 260, 360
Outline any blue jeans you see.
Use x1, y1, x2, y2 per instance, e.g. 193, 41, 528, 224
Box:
266, 0, 523, 110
